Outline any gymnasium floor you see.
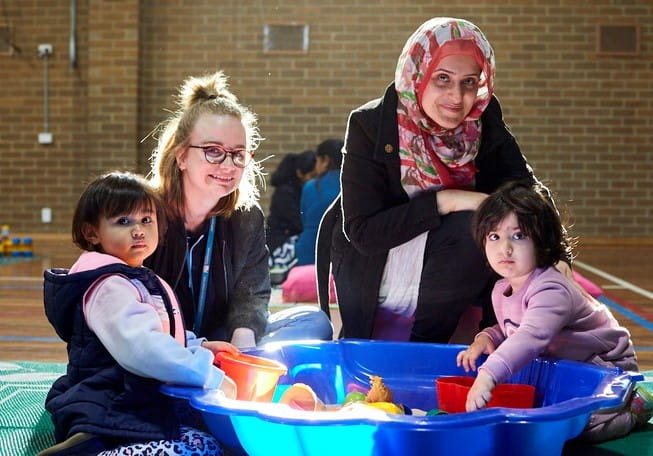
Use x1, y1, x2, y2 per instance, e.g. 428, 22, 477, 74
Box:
1, 237, 652, 455
0, 237, 652, 370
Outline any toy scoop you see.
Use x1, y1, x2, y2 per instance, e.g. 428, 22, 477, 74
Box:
279, 383, 326, 411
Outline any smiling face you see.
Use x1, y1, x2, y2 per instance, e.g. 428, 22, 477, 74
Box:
83, 205, 158, 267
176, 113, 247, 206
484, 212, 538, 293
420, 54, 481, 129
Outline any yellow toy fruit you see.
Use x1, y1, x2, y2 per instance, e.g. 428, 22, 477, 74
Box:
364, 401, 404, 414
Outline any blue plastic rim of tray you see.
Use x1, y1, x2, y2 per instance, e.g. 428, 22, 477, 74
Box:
161, 340, 642, 456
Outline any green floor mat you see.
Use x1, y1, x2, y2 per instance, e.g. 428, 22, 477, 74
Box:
0, 361, 65, 456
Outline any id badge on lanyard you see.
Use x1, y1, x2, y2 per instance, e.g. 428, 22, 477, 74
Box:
186, 216, 216, 333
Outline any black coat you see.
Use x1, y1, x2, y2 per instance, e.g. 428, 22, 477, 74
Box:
145, 206, 270, 342
317, 83, 538, 339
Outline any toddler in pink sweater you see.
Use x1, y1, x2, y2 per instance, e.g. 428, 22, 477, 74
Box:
457, 180, 652, 443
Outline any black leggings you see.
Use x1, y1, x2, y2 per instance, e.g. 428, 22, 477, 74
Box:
410, 211, 495, 343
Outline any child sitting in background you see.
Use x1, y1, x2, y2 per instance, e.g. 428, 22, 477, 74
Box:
267, 149, 317, 283
457, 180, 652, 443
41, 171, 237, 456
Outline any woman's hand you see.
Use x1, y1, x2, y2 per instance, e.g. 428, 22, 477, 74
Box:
554, 260, 574, 281
436, 189, 488, 215
230, 327, 257, 349
466, 370, 495, 412
201, 340, 241, 356
456, 333, 495, 373
555, 261, 593, 300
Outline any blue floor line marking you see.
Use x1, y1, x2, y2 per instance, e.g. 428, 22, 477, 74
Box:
597, 295, 653, 332
0, 336, 61, 342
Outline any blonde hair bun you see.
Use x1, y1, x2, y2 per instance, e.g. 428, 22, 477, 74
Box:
176, 70, 238, 109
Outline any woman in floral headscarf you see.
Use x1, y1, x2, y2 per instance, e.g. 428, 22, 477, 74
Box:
317, 18, 563, 341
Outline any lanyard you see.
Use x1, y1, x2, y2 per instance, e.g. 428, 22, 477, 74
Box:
186, 216, 216, 333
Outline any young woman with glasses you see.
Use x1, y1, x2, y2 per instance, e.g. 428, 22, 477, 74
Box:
146, 71, 332, 348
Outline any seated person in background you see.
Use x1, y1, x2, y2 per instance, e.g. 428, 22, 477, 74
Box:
457, 180, 652, 443
295, 138, 344, 266
267, 149, 317, 281
42, 172, 237, 456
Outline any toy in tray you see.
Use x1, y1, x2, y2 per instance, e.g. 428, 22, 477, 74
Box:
364, 375, 393, 403
338, 375, 404, 415
214, 349, 534, 418
276, 371, 539, 417
279, 374, 406, 415
436, 376, 535, 413
213, 351, 288, 402
278, 383, 326, 411
210, 352, 400, 414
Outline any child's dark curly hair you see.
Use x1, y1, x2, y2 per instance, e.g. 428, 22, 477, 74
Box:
471, 180, 573, 268
72, 171, 166, 252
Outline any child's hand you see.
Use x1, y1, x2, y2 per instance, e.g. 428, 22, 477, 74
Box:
201, 341, 239, 398
201, 340, 241, 356
466, 370, 495, 412
456, 334, 495, 373
220, 375, 237, 400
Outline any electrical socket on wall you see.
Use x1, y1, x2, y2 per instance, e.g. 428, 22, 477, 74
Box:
37, 43, 53, 57
41, 207, 52, 224
38, 132, 53, 144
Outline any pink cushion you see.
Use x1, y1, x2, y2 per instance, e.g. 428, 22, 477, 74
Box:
281, 265, 337, 303
573, 271, 603, 298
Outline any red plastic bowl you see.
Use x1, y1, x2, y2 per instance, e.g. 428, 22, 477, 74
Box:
436, 376, 535, 413
215, 352, 287, 402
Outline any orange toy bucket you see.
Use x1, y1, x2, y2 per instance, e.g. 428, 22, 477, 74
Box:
436, 376, 535, 414
215, 352, 288, 402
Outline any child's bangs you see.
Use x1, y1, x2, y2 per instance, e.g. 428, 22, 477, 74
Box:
101, 185, 157, 219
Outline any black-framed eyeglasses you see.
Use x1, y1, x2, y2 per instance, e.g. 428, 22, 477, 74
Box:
188, 144, 254, 168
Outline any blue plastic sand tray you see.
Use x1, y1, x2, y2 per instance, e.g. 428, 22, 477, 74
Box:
161, 340, 640, 456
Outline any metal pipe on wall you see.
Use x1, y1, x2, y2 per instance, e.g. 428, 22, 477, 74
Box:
69, 0, 77, 69
44, 52, 48, 132
37, 43, 53, 144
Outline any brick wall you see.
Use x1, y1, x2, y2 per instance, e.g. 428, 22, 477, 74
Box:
1, 0, 651, 240
0, 0, 139, 234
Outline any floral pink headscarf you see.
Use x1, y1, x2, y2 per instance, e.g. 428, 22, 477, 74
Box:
395, 17, 495, 195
